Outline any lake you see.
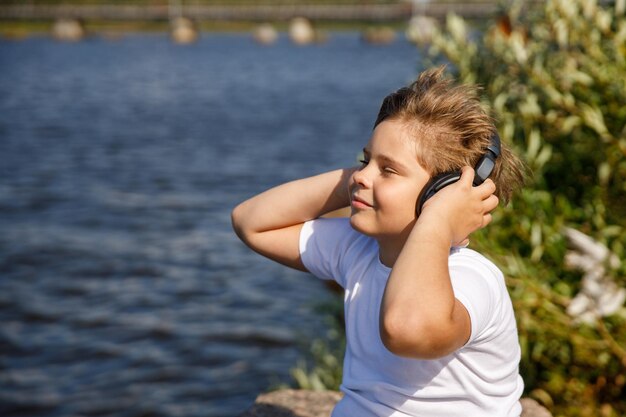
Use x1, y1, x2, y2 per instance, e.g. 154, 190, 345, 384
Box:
0, 31, 423, 417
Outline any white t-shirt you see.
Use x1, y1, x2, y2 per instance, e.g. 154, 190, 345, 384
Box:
299, 217, 524, 417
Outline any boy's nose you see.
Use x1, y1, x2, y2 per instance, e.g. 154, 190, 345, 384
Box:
352, 166, 372, 188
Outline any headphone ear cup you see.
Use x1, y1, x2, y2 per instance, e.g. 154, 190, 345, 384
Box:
473, 154, 496, 186
416, 171, 462, 215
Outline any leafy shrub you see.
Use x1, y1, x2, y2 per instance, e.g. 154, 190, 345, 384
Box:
426, 1, 626, 415
290, 297, 345, 392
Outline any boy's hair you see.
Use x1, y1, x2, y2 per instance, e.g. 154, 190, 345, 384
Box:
374, 66, 525, 203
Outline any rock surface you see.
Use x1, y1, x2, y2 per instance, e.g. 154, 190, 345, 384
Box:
239, 389, 553, 417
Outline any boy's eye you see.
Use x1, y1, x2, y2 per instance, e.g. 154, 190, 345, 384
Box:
359, 159, 369, 166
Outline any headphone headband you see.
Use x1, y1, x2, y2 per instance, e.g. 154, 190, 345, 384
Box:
486, 132, 501, 158
473, 132, 501, 186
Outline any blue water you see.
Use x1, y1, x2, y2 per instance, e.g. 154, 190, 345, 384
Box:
0, 32, 423, 416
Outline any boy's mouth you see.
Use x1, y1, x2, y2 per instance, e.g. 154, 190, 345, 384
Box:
351, 194, 373, 209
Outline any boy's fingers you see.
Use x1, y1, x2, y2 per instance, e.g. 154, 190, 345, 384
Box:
459, 166, 475, 185
484, 194, 499, 211
478, 178, 497, 198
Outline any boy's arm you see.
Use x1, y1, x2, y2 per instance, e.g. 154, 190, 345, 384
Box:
380, 167, 499, 359
231, 168, 354, 271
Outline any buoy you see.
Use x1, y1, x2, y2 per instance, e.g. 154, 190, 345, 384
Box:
253, 23, 278, 45
170, 16, 198, 44
51, 18, 85, 42
289, 17, 315, 45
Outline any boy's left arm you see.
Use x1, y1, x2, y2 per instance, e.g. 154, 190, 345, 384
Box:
379, 167, 498, 359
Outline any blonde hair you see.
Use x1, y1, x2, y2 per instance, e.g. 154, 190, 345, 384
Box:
374, 66, 525, 203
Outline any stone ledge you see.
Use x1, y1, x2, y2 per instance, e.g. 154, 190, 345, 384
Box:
239, 389, 552, 417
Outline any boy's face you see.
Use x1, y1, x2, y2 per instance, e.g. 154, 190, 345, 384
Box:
349, 119, 430, 241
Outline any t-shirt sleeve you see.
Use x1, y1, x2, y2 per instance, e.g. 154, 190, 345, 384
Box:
449, 256, 501, 345
299, 217, 355, 287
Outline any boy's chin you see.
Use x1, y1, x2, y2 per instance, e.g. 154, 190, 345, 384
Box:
349, 215, 376, 237
349, 214, 414, 240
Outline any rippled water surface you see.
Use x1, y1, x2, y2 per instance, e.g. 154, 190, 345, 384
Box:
0, 32, 422, 416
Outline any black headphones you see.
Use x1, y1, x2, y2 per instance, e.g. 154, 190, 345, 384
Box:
416, 132, 501, 215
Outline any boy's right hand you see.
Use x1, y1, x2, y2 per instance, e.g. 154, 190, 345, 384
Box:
417, 166, 498, 246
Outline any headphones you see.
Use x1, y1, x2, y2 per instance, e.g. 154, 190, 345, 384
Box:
416, 132, 501, 215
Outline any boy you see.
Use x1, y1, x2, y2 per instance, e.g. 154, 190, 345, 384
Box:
232, 67, 525, 417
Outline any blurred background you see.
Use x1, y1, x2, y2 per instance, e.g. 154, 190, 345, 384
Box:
1, 1, 625, 417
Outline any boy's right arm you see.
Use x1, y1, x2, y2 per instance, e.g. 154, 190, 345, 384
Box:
231, 168, 354, 271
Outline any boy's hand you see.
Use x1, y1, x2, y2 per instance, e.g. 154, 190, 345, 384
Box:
337, 166, 360, 206
418, 166, 498, 246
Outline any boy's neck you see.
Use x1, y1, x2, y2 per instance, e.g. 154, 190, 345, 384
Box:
378, 245, 400, 268
377, 228, 412, 268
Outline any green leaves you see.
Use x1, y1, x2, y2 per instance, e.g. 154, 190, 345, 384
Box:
428, 1, 626, 415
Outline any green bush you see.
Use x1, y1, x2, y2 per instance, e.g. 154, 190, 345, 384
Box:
426, 1, 626, 415
290, 297, 345, 392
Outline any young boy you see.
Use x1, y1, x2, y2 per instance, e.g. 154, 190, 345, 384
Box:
232, 67, 526, 417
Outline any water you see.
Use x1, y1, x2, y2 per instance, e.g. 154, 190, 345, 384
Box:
0, 32, 423, 416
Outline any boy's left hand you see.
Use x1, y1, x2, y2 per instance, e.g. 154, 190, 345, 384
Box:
418, 166, 498, 246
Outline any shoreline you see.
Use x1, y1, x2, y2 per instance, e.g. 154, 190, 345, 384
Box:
0, 19, 411, 40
